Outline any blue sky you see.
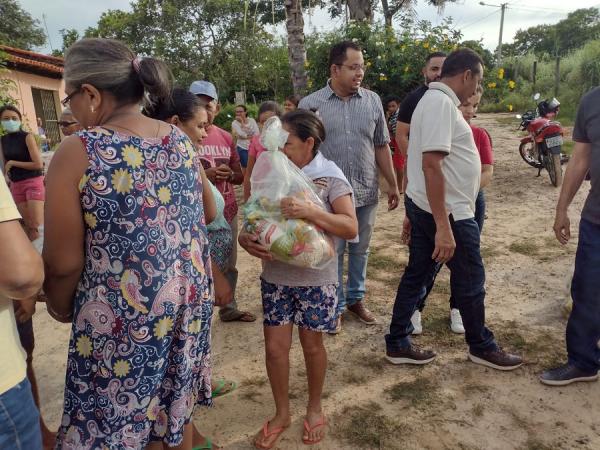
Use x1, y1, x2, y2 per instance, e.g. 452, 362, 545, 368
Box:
20, 0, 598, 54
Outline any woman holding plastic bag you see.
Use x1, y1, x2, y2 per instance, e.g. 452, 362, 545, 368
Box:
239, 110, 357, 449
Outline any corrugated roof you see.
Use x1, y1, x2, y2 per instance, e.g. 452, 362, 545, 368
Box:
0, 45, 64, 78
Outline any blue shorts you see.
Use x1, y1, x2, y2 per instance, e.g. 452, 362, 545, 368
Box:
237, 146, 249, 168
261, 279, 338, 332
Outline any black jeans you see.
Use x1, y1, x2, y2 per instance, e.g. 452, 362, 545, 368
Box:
386, 197, 497, 352
418, 189, 486, 311
567, 218, 600, 373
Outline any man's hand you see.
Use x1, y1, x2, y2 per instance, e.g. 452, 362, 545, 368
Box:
280, 196, 315, 220
401, 216, 411, 245
553, 210, 571, 245
14, 297, 36, 323
204, 167, 218, 183
432, 226, 455, 263
387, 189, 400, 211
4, 160, 14, 173
213, 268, 233, 307
238, 231, 273, 260
215, 164, 233, 182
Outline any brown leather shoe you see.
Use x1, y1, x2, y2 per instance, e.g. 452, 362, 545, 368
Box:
469, 348, 523, 371
386, 345, 436, 365
347, 302, 377, 325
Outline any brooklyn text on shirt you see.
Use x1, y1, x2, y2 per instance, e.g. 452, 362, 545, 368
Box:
196, 145, 231, 157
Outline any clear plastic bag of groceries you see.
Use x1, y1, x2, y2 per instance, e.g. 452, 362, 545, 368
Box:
242, 117, 335, 268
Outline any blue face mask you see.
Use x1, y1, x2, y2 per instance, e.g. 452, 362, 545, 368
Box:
1, 119, 21, 133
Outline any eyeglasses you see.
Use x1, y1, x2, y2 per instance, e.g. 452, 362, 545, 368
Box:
58, 121, 78, 128
61, 88, 81, 107
338, 64, 366, 72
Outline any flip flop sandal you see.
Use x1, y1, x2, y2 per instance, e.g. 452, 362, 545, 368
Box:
254, 421, 289, 450
302, 415, 326, 445
220, 310, 257, 322
211, 379, 237, 398
193, 436, 221, 450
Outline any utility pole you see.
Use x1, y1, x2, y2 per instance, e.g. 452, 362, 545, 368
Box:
479, 2, 508, 65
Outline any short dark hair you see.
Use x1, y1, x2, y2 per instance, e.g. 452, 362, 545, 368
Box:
328, 40, 362, 68
282, 109, 326, 155
143, 87, 204, 123
382, 95, 401, 107
0, 104, 23, 121
258, 101, 283, 120
425, 52, 447, 65
235, 104, 247, 112
285, 94, 301, 107
441, 48, 484, 78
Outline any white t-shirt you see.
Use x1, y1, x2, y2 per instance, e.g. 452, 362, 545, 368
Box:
406, 81, 481, 221
0, 171, 27, 395
231, 118, 259, 150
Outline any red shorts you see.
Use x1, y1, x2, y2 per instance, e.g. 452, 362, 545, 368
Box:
9, 176, 45, 203
392, 152, 405, 170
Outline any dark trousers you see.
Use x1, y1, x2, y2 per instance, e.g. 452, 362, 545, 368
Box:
385, 197, 497, 352
567, 218, 600, 373
418, 189, 486, 311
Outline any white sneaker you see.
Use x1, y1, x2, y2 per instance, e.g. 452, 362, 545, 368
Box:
410, 310, 423, 335
450, 308, 465, 334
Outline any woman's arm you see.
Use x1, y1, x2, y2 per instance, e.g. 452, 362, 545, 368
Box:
243, 155, 256, 202
199, 165, 216, 224
232, 121, 250, 140
43, 135, 88, 322
281, 193, 358, 241
480, 164, 493, 189
6, 134, 43, 171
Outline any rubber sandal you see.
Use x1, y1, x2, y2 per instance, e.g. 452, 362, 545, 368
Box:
254, 421, 289, 450
211, 379, 237, 398
302, 415, 326, 445
193, 436, 221, 449
220, 310, 257, 322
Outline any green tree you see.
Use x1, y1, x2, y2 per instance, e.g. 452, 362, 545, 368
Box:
504, 7, 600, 57
51, 28, 80, 57
0, 0, 46, 50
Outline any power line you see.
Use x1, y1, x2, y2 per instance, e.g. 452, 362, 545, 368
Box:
460, 9, 499, 30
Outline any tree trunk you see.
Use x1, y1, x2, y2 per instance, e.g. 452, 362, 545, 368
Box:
347, 0, 374, 22
381, 0, 393, 27
285, 0, 308, 95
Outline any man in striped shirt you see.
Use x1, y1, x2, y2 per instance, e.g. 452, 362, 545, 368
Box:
299, 41, 400, 333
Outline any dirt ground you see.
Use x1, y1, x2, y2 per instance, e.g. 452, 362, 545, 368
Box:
33, 113, 599, 449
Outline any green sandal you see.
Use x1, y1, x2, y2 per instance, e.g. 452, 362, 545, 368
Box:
211, 379, 237, 398
193, 437, 221, 449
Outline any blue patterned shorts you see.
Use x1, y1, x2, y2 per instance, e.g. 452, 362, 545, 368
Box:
260, 279, 338, 332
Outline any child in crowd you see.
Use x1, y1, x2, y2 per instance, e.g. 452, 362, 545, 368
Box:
458, 85, 493, 231
283, 94, 301, 112
239, 110, 358, 449
243, 101, 284, 202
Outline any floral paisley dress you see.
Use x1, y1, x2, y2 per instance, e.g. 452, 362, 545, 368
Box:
56, 126, 213, 450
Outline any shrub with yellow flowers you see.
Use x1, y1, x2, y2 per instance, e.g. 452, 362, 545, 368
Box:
305, 17, 462, 98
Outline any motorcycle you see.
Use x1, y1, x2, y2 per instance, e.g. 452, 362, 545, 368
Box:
516, 93, 567, 187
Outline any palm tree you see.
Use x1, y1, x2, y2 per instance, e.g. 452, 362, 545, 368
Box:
285, 0, 308, 95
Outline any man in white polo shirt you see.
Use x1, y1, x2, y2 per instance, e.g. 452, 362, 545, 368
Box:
385, 48, 523, 371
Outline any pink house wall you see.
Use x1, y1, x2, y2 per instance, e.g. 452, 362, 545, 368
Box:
4, 69, 65, 132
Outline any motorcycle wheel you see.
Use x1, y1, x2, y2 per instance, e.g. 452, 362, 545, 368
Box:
545, 153, 563, 187
519, 141, 542, 168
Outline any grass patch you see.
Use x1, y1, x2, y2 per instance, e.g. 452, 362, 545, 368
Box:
523, 439, 556, 450
384, 378, 440, 407
367, 252, 400, 273
472, 403, 485, 417
431, 278, 451, 296
359, 352, 387, 372
562, 140, 575, 156
241, 376, 268, 388
481, 245, 502, 260
343, 370, 367, 385
462, 382, 491, 396
332, 401, 409, 449
508, 240, 541, 256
